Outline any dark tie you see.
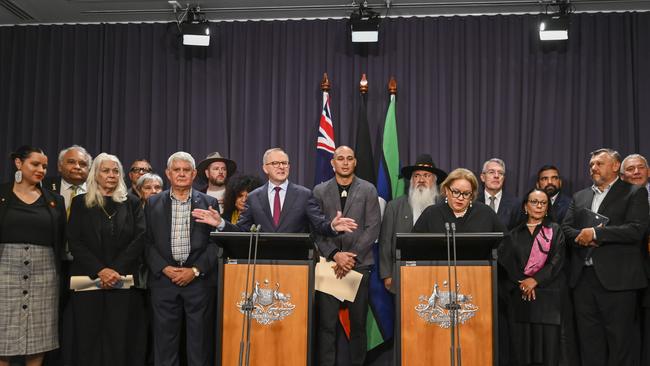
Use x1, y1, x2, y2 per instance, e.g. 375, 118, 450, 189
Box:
489, 196, 496, 212
273, 186, 282, 227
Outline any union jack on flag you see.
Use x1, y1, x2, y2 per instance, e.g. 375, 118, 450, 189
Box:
314, 90, 335, 185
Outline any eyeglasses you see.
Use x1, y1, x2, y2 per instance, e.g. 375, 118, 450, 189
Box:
527, 199, 548, 207
130, 167, 152, 174
484, 169, 505, 177
448, 188, 472, 199
265, 161, 290, 168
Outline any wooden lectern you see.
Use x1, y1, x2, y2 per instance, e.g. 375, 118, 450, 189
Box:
395, 233, 503, 366
211, 232, 315, 366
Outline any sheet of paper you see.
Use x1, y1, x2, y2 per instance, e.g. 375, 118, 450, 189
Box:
314, 256, 363, 302
70, 275, 135, 291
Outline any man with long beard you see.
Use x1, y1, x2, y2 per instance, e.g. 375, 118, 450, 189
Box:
378, 154, 446, 292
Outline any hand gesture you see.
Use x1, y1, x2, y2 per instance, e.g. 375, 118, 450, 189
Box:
98, 267, 121, 289
332, 251, 356, 279
519, 277, 538, 301
192, 206, 222, 227
331, 211, 358, 233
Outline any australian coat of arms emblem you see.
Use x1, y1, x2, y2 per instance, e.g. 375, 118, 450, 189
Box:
237, 279, 296, 325
414, 281, 478, 328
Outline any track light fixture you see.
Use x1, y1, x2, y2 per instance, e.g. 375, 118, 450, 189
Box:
175, 5, 210, 47
350, 1, 381, 43
539, 1, 572, 41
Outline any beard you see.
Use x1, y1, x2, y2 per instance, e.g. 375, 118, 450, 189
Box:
208, 177, 226, 187
543, 184, 559, 197
409, 184, 439, 223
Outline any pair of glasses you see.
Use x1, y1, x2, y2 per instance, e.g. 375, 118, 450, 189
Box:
265, 161, 290, 168
484, 169, 505, 177
528, 199, 548, 206
448, 189, 472, 199
130, 167, 152, 174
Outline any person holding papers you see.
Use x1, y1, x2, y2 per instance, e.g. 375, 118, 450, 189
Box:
65, 153, 147, 366
312, 146, 381, 366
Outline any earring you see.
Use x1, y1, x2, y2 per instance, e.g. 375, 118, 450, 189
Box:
444, 197, 448, 204
14, 171, 22, 183
469, 201, 473, 208
524, 209, 528, 214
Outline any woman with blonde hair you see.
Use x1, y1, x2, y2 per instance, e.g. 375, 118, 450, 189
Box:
65, 153, 147, 366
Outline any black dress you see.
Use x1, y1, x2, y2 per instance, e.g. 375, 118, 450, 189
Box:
497, 222, 566, 366
64, 194, 147, 366
413, 200, 506, 234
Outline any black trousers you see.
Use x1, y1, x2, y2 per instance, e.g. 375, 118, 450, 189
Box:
573, 267, 639, 366
150, 285, 215, 366
317, 269, 369, 366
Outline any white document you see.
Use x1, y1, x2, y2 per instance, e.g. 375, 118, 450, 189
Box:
70, 275, 135, 291
314, 256, 363, 302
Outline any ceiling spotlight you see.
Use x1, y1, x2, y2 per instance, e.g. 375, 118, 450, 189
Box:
539, 1, 571, 41
180, 7, 210, 47
350, 1, 381, 43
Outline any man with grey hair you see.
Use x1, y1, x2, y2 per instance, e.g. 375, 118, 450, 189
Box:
563, 148, 649, 366
378, 153, 446, 292
477, 157, 520, 229
43, 144, 93, 214
144, 151, 220, 366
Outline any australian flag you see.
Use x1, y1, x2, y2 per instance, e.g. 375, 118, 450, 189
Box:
315, 89, 336, 185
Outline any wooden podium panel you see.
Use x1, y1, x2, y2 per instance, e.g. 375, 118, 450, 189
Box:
400, 266, 493, 366
221, 264, 309, 366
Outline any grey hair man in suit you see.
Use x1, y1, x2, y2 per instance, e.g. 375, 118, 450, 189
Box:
562, 148, 649, 366
378, 153, 446, 292
312, 146, 381, 366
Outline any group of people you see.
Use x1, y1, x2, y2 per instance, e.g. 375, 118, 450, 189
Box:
0, 143, 648, 366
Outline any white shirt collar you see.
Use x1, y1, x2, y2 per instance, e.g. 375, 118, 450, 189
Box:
268, 180, 289, 193
61, 179, 86, 192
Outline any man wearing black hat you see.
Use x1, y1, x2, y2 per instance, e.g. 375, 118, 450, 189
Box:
378, 154, 446, 291
196, 152, 237, 212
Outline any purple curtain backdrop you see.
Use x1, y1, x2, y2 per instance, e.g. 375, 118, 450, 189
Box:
1, 12, 649, 197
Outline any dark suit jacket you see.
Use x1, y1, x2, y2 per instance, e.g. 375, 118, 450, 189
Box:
562, 179, 649, 290
550, 192, 571, 224
0, 182, 66, 272
67, 194, 145, 277
144, 189, 220, 288
224, 181, 336, 235
477, 191, 521, 230
378, 195, 412, 279
313, 177, 381, 268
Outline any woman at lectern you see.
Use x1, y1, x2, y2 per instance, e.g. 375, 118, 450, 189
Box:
0, 146, 65, 366
413, 168, 505, 234
497, 188, 566, 366
64, 153, 147, 366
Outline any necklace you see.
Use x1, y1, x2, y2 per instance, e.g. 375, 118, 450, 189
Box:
526, 222, 541, 227
100, 205, 117, 220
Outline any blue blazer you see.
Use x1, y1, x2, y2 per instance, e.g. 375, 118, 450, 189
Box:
144, 189, 219, 288
478, 191, 521, 230
225, 181, 335, 235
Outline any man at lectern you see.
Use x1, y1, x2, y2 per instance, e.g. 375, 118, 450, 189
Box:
197, 147, 358, 234
312, 146, 381, 366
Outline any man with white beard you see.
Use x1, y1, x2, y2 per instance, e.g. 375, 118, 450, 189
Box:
378, 154, 447, 292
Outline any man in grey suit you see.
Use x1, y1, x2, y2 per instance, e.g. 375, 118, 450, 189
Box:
312, 146, 381, 366
378, 154, 446, 292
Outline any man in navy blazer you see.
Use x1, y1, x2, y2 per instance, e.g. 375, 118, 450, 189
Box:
562, 148, 649, 366
477, 157, 520, 230
145, 151, 220, 366
197, 147, 357, 235
536, 164, 572, 223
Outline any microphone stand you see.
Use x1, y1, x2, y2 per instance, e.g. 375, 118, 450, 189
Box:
451, 223, 462, 366
238, 224, 261, 366
444, 223, 456, 366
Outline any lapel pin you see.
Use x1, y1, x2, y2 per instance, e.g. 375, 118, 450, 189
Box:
49, 201, 57, 208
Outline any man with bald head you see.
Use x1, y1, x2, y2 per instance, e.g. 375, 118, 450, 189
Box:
312, 146, 380, 366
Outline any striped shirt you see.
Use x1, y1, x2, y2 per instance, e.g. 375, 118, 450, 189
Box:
170, 190, 192, 264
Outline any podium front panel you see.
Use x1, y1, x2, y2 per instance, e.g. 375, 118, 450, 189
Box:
400, 265, 494, 366
220, 263, 309, 366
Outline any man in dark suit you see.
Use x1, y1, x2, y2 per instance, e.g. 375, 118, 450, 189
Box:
144, 151, 220, 366
536, 164, 572, 223
378, 153, 446, 292
199, 147, 357, 235
312, 146, 381, 366
562, 148, 649, 366
42, 145, 92, 214
477, 158, 520, 230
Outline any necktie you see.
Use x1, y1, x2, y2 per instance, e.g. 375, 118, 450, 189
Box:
67, 185, 79, 219
273, 186, 282, 227
489, 195, 496, 212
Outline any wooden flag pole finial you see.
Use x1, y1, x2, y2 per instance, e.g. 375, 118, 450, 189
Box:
359, 74, 368, 94
388, 77, 397, 95
321, 73, 331, 92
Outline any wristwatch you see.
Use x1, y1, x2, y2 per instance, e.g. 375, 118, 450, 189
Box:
191, 266, 200, 278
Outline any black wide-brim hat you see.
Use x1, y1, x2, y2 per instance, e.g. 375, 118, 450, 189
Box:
400, 154, 447, 183
196, 152, 237, 182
